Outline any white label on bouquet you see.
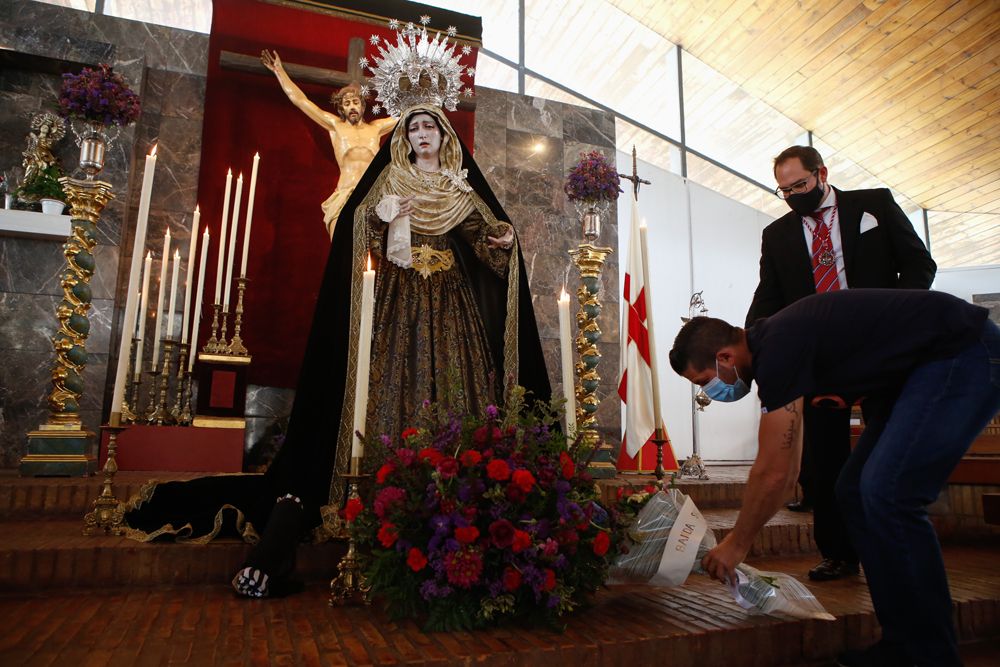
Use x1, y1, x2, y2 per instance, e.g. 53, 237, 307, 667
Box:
651, 494, 707, 587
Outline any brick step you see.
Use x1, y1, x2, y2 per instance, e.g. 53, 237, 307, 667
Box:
0, 520, 344, 592
0, 547, 997, 666
0, 509, 817, 592
707, 508, 817, 558
0, 471, 203, 520
601, 465, 764, 509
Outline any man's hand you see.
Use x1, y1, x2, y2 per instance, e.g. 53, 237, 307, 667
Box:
487, 223, 514, 249
702, 533, 749, 584
261, 49, 281, 73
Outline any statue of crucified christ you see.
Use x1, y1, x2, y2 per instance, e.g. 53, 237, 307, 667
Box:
262, 49, 397, 239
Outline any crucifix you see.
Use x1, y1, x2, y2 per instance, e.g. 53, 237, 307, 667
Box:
618, 145, 651, 199
218, 40, 476, 111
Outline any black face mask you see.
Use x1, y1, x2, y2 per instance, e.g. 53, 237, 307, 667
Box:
786, 180, 825, 216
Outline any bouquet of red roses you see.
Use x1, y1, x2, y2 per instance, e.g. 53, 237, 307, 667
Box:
349, 390, 614, 631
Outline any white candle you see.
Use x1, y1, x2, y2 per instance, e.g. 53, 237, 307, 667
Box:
181, 206, 200, 345
558, 288, 577, 438
134, 251, 152, 381
639, 221, 664, 439
189, 227, 210, 373
352, 254, 376, 460
214, 169, 232, 305
223, 173, 243, 311
165, 249, 180, 339
111, 145, 157, 418
151, 228, 171, 370
240, 153, 259, 278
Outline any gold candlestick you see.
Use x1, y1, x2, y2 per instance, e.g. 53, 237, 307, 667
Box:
228, 278, 249, 356
329, 471, 371, 606
151, 340, 175, 425
143, 368, 160, 422
180, 374, 194, 425
82, 412, 126, 535
218, 310, 230, 354
568, 241, 616, 479
206, 303, 222, 353
171, 343, 189, 423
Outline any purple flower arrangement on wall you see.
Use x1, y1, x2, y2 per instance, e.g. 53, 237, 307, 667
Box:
58, 64, 141, 127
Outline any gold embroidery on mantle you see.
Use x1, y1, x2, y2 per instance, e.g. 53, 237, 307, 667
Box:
411, 245, 455, 278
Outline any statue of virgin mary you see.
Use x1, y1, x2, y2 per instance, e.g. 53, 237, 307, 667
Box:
123, 100, 551, 597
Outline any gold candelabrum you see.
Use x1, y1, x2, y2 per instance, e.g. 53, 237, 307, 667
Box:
82, 411, 126, 535
228, 278, 250, 355
172, 343, 191, 425
568, 241, 616, 478
126, 339, 143, 424
21, 178, 114, 476
329, 464, 371, 606
150, 340, 175, 425
205, 303, 223, 353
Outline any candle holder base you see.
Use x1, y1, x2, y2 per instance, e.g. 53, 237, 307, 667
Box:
329, 473, 371, 607
677, 453, 709, 480
83, 417, 127, 536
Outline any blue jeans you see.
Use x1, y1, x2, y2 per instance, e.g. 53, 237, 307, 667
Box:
835, 319, 1000, 667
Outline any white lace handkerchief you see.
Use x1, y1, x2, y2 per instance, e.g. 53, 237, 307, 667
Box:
376, 195, 412, 268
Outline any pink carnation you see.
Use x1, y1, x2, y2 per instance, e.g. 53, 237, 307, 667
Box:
444, 547, 484, 588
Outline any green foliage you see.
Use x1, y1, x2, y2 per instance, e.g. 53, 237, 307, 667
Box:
18, 165, 66, 202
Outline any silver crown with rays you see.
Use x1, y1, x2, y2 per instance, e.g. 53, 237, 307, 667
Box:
360, 16, 476, 117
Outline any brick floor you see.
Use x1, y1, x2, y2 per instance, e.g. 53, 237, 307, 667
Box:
0, 547, 997, 666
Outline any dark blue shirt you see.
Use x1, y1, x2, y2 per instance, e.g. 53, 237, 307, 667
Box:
746, 289, 988, 412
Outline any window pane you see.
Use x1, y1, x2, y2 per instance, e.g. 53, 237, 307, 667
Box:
524, 76, 596, 109
476, 52, 518, 95
525, 0, 680, 141
417, 0, 519, 61
34, 0, 95, 10
927, 211, 1000, 268
687, 153, 787, 219
615, 118, 680, 177
682, 51, 806, 189
104, 0, 211, 33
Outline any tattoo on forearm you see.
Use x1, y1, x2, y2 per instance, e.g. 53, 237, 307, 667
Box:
781, 403, 799, 449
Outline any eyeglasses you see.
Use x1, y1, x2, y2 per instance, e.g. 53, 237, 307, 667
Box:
774, 170, 818, 199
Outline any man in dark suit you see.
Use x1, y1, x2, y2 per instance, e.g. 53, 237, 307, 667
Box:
746, 145, 936, 581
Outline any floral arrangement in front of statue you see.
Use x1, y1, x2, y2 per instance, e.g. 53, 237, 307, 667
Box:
564, 150, 622, 205
58, 64, 141, 127
348, 388, 616, 631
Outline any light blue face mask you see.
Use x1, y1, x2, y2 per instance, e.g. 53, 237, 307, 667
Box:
702, 360, 750, 403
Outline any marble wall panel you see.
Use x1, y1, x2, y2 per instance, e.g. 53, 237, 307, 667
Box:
563, 105, 615, 148
0, 349, 54, 468
507, 95, 564, 139
0, 237, 67, 296
2, 1, 208, 75
0, 2, 209, 467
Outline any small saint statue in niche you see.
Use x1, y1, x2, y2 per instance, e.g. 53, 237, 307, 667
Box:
261, 49, 397, 240
20, 111, 66, 190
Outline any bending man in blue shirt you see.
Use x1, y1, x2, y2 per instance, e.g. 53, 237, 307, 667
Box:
669, 289, 1000, 667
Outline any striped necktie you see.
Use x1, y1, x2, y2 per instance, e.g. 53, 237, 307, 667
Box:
810, 209, 840, 293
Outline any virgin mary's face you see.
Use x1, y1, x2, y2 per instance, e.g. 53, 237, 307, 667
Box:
407, 113, 442, 162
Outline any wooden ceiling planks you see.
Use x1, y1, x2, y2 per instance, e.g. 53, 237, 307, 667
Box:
607, 0, 1000, 264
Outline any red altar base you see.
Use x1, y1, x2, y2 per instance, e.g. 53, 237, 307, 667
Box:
98, 424, 245, 472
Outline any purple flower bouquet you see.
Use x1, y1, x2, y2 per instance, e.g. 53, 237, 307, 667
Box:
58, 64, 141, 127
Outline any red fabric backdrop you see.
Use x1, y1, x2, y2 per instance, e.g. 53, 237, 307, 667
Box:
199, 0, 478, 386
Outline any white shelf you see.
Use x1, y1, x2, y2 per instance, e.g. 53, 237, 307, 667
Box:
0, 208, 72, 240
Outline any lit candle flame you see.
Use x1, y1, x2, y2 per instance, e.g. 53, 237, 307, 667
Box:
559, 286, 568, 301
149, 144, 158, 157
366, 252, 372, 272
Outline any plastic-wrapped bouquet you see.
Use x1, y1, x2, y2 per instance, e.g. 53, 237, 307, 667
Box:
610, 487, 834, 621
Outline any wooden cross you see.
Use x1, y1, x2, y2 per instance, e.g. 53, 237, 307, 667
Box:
619, 145, 651, 199
218, 38, 476, 110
